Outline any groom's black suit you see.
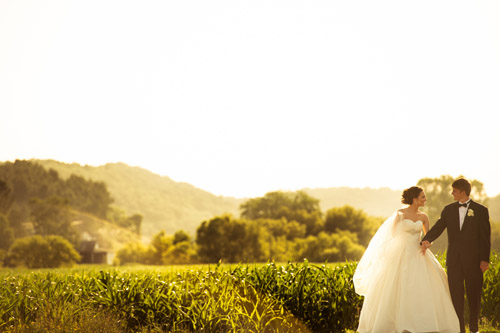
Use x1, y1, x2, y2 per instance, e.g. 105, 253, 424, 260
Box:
422, 200, 491, 333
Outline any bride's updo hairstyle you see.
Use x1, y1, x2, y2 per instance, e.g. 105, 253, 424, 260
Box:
401, 186, 423, 205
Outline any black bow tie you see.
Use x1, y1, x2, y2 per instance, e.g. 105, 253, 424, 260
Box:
458, 203, 468, 208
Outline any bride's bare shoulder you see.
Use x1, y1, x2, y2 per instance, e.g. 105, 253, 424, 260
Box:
418, 211, 429, 222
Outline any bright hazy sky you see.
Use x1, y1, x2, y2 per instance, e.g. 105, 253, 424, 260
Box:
1, 0, 500, 198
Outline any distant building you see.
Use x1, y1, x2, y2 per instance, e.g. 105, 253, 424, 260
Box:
79, 240, 108, 264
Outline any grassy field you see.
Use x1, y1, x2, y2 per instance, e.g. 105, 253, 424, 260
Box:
1, 260, 499, 332
1, 261, 356, 332
0, 262, 342, 277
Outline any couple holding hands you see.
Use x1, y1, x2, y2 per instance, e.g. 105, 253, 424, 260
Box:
354, 178, 491, 333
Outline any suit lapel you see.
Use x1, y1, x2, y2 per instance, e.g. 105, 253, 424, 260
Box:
452, 202, 462, 232
461, 200, 474, 231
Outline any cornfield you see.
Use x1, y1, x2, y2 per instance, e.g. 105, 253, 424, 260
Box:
1, 254, 499, 332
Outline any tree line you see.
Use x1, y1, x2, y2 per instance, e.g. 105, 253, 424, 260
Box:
115, 175, 500, 265
115, 191, 383, 265
0, 160, 143, 267
1, 161, 499, 268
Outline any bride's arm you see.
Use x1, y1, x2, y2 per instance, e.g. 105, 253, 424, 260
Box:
422, 214, 430, 235
419, 214, 431, 255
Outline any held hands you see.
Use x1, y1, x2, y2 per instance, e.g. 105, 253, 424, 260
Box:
418, 245, 489, 271
480, 261, 489, 273
420, 240, 431, 255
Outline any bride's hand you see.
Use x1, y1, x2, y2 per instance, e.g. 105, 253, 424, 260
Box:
480, 261, 489, 273
420, 240, 431, 255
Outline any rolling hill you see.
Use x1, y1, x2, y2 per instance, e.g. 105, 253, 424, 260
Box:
28, 160, 500, 241
34, 160, 243, 238
33, 160, 411, 238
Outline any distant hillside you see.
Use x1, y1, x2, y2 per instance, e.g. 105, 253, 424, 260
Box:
34, 160, 243, 238
39, 160, 500, 239
33, 160, 408, 237
6, 160, 498, 254
303, 187, 402, 217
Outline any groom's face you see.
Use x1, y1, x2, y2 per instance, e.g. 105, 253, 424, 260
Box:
452, 187, 466, 201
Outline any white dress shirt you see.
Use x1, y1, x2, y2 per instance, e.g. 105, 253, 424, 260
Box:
459, 199, 471, 230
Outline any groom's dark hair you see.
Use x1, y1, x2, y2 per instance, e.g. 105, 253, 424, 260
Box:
452, 178, 471, 196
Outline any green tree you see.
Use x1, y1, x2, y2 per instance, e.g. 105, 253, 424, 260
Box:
293, 231, 365, 262
417, 175, 487, 253
240, 191, 323, 235
0, 160, 115, 223
258, 218, 306, 240
240, 191, 319, 220
241, 221, 268, 262
115, 230, 198, 265
0, 214, 15, 252
65, 174, 114, 219
196, 215, 266, 263
114, 242, 151, 265
150, 230, 172, 264
173, 230, 190, 245
0, 182, 15, 261
106, 207, 143, 234
29, 196, 80, 245
324, 205, 381, 247
0, 179, 13, 215
196, 215, 243, 263
163, 240, 197, 265
7, 235, 80, 268
0, 160, 62, 204
127, 214, 143, 234
7, 203, 30, 237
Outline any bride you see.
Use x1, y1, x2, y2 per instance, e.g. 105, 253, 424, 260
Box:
353, 186, 460, 333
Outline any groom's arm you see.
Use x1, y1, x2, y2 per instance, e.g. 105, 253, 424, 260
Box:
479, 206, 491, 264
421, 207, 448, 244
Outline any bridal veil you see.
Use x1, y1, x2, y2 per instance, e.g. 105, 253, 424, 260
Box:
353, 210, 404, 296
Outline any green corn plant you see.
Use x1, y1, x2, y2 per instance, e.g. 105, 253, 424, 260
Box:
1, 256, 498, 332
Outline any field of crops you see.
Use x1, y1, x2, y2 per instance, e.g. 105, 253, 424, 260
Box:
1, 254, 499, 332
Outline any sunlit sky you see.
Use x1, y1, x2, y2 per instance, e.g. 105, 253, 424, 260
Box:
1, 0, 500, 198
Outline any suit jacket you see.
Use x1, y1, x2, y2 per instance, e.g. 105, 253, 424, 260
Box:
422, 200, 491, 268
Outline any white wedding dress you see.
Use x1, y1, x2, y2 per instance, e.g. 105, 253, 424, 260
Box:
354, 212, 460, 333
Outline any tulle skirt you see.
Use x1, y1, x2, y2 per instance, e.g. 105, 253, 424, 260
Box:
357, 237, 460, 333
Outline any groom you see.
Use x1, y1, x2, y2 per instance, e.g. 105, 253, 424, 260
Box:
421, 178, 491, 333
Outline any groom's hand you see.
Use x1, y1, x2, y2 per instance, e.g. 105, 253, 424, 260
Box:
420, 240, 431, 255
480, 261, 489, 273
